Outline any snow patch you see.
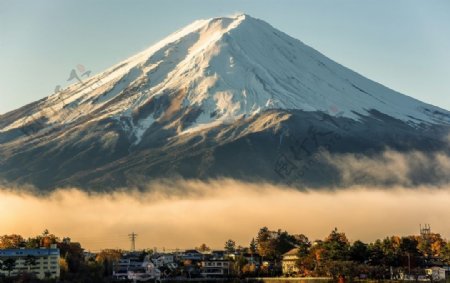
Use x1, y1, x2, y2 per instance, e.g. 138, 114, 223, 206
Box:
132, 115, 156, 145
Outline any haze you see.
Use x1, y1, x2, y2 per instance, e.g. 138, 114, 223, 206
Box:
2, 181, 450, 252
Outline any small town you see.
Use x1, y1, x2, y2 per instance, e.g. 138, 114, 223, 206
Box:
1, 225, 450, 283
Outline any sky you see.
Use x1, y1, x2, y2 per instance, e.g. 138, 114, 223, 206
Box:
0, 0, 449, 114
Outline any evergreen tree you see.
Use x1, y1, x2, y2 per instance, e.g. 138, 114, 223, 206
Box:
224, 239, 236, 254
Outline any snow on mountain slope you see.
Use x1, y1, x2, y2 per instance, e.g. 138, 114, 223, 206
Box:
2, 14, 449, 143
1, 14, 450, 190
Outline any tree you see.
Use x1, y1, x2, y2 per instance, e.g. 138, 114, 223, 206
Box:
296, 234, 311, 257
275, 230, 299, 257
440, 242, 450, 264
256, 227, 273, 259
1, 258, 16, 277
0, 234, 25, 249
41, 230, 59, 248
350, 240, 368, 263
400, 236, 419, 255
233, 255, 248, 277
418, 233, 444, 257
295, 235, 313, 276
224, 239, 236, 254
25, 236, 41, 248
323, 228, 350, 261
255, 227, 298, 260
64, 242, 85, 273
96, 249, 122, 276
380, 236, 401, 267
196, 243, 211, 252
24, 254, 37, 273
249, 238, 257, 254
368, 240, 384, 266
399, 236, 420, 274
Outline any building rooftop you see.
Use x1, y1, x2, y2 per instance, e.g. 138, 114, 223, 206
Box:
282, 248, 299, 257
0, 248, 59, 257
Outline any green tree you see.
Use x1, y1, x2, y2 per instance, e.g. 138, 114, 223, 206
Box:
64, 242, 84, 273
400, 236, 419, 255
256, 227, 273, 259
380, 236, 401, 267
1, 258, 16, 277
275, 230, 299, 257
350, 240, 368, 263
296, 234, 311, 257
323, 228, 350, 261
440, 242, 450, 264
399, 236, 420, 274
224, 239, 236, 254
25, 236, 42, 248
249, 238, 257, 255
368, 240, 384, 266
256, 227, 299, 260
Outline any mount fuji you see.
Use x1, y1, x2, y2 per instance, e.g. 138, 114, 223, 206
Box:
1, 14, 449, 191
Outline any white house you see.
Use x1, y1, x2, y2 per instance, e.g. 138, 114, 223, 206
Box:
425, 267, 447, 281
281, 248, 300, 275
201, 259, 231, 278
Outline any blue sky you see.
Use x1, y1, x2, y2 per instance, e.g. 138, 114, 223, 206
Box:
0, 0, 449, 114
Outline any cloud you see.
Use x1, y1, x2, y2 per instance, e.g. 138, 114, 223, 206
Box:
322, 149, 450, 187
1, 179, 450, 252
1, 148, 450, 251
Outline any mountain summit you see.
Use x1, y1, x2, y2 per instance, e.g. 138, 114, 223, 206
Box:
1, 15, 449, 190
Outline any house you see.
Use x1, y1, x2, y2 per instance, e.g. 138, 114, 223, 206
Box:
181, 250, 204, 261
281, 248, 300, 275
151, 253, 175, 267
0, 245, 60, 279
112, 258, 144, 280
209, 250, 226, 260
425, 267, 447, 281
200, 259, 231, 278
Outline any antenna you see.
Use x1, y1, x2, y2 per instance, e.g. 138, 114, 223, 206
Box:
128, 232, 138, 251
420, 224, 431, 238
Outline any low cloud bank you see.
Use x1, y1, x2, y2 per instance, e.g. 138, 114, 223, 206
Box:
323, 150, 450, 187
2, 179, 450, 251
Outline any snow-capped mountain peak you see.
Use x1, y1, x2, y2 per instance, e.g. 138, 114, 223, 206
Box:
2, 14, 450, 142
1, 14, 450, 190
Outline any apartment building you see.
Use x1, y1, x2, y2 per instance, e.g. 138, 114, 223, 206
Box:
0, 245, 60, 279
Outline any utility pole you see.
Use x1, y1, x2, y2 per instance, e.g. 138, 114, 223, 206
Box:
407, 252, 411, 277
128, 232, 138, 252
